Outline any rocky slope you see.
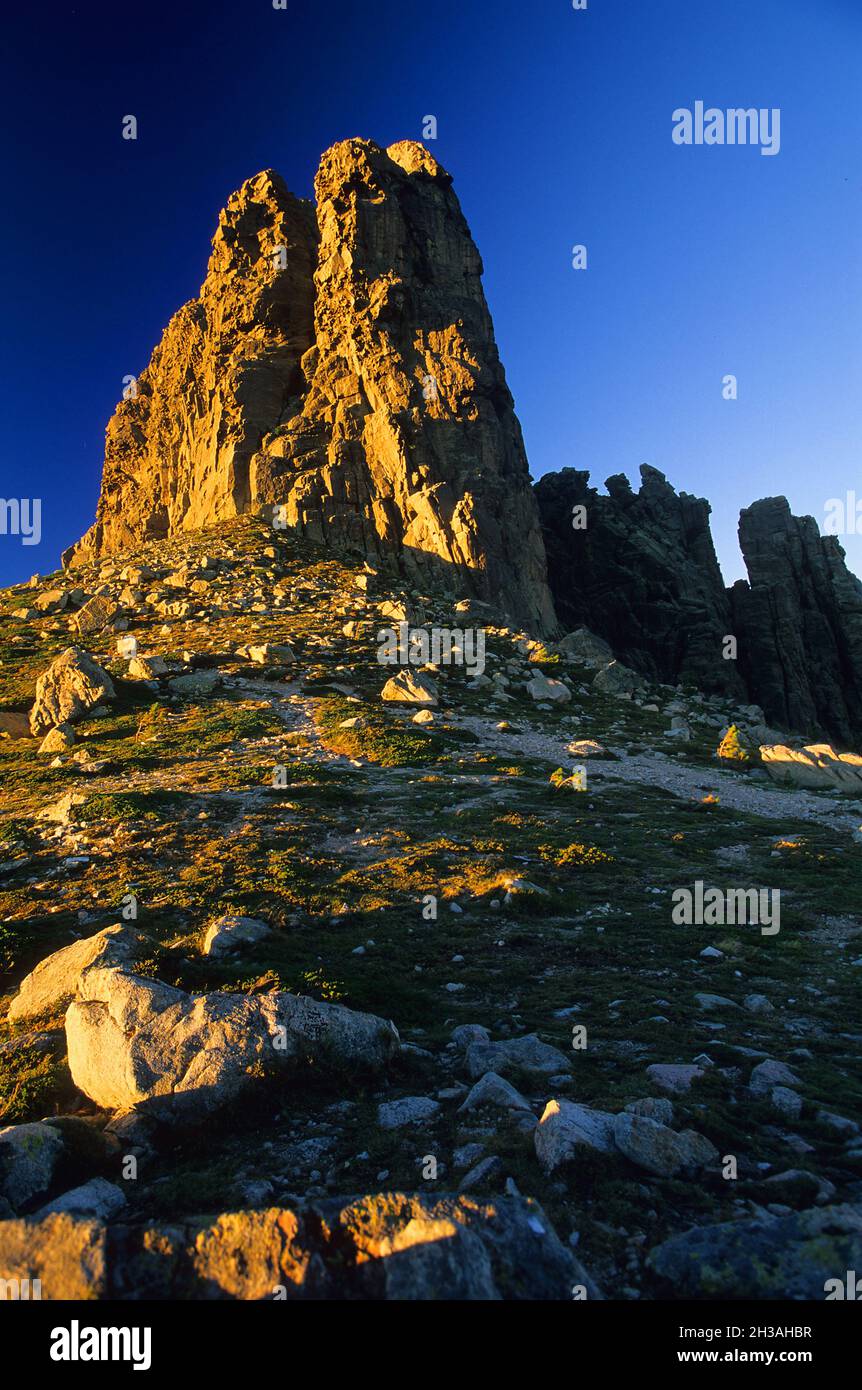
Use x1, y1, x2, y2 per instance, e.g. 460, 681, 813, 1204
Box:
65, 140, 555, 636
1, 517, 861, 1299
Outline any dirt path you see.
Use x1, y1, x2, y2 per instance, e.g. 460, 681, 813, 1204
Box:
451, 714, 862, 838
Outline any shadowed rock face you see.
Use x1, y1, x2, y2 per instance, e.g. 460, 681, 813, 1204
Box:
730, 498, 862, 743
65, 140, 556, 635
534, 465, 747, 698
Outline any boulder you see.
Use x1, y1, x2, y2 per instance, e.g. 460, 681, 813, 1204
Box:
377, 1096, 440, 1130
534, 1099, 617, 1172
37, 722, 75, 754
65, 968, 399, 1121
201, 915, 274, 957
464, 1033, 571, 1082
457, 1072, 534, 1117
29, 647, 115, 734
760, 743, 862, 793
36, 1179, 127, 1221
647, 1204, 862, 1299
526, 671, 571, 704
612, 1113, 718, 1178
380, 670, 439, 706
7, 923, 149, 1023
73, 594, 117, 636
0, 1123, 65, 1213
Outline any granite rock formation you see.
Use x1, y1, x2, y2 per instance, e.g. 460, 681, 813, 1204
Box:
729, 498, 862, 743
65, 140, 555, 635
534, 465, 746, 698
66, 173, 317, 564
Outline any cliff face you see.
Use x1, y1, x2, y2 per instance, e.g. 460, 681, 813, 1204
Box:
251, 139, 555, 633
66, 140, 556, 635
66, 172, 318, 564
729, 498, 862, 742
534, 465, 747, 698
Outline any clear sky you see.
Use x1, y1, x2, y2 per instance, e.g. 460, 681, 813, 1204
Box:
1, 0, 859, 588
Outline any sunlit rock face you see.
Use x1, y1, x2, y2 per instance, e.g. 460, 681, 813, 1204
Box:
65, 141, 557, 636
65, 172, 318, 567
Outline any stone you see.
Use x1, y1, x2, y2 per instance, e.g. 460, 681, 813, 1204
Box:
534, 1099, 617, 1172
592, 660, 643, 699
557, 628, 614, 669
380, 670, 439, 705
0, 711, 31, 740
127, 654, 168, 680
202, 915, 274, 957
457, 1072, 533, 1117
464, 1033, 571, 1081
66, 968, 399, 1121
816, 1110, 859, 1139
36, 1179, 127, 1221
526, 671, 571, 704
749, 1060, 801, 1095
613, 1113, 718, 1178
0, 1123, 65, 1213
168, 669, 220, 697
0, 1193, 585, 1300
377, 1097, 440, 1130
625, 1097, 674, 1125
451, 1024, 491, 1048
247, 643, 296, 665
647, 1204, 862, 1299
646, 1063, 704, 1095
7, 923, 149, 1023
0, 1214, 106, 1299
760, 743, 862, 792
457, 1156, 503, 1192
29, 647, 115, 734
770, 1086, 803, 1120
73, 594, 117, 636
37, 722, 75, 754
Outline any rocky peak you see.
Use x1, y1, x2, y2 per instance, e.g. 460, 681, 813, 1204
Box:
65, 170, 318, 571
64, 140, 556, 635
535, 464, 746, 697
730, 497, 862, 742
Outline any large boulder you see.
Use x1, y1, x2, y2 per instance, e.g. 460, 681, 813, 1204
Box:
380, 669, 439, 706
534, 1100, 617, 1172
7, 923, 149, 1023
464, 1033, 572, 1082
760, 743, 862, 792
65, 967, 399, 1121
29, 647, 115, 734
647, 1204, 862, 1299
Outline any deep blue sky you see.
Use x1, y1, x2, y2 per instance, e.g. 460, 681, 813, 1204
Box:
1, 0, 859, 587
